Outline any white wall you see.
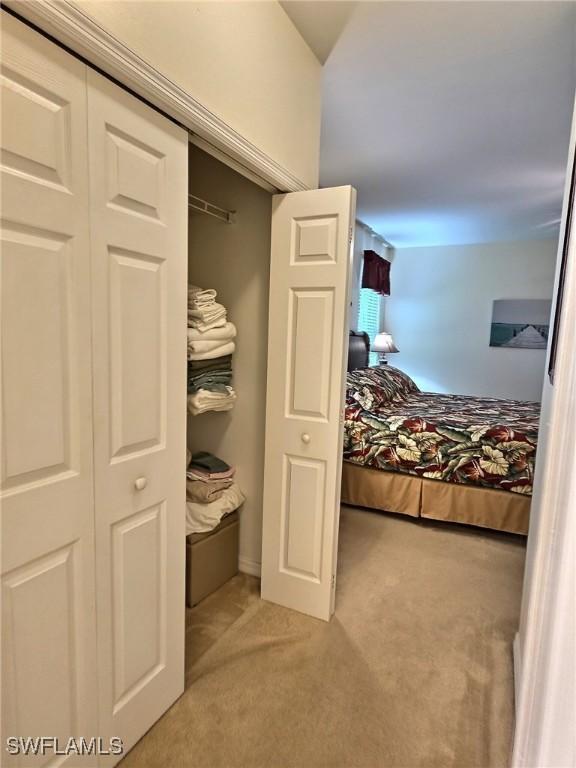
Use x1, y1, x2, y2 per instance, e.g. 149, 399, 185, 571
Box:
74, 0, 322, 188
187, 145, 271, 574
386, 240, 558, 401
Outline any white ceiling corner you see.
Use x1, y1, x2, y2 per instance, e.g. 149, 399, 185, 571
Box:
280, 1, 357, 63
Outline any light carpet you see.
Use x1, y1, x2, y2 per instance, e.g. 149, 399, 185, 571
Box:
121, 506, 525, 768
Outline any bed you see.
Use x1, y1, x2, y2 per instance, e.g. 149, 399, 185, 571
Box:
341, 331, 539, 534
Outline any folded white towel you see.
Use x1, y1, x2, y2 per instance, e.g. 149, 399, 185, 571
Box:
190, 386, 235, 401
188, 285, 217, 306
187, 322, 236, 342
189, 401, 234, 415
188, 316, 228, 333
187, 339, 227, 353
187, 337, 236, 355
188, 302, 226, 319
187, 387, 237, 415
187, 341, 235, 361
190, 403, 234, 415
186, 482, 245, 534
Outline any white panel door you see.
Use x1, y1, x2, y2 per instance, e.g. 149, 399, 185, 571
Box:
86, 70, 188, 761
1, 13, 98, 765
261, 186, 356, 621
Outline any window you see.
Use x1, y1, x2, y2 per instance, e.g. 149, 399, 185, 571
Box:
357, 288, 381, 366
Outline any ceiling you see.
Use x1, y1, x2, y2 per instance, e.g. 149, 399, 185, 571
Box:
279, 2, 356, 63
285, 1, 576, 248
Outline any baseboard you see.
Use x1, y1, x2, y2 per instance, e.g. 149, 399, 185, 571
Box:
513, 632, 522, 715
238, 556, 261, 578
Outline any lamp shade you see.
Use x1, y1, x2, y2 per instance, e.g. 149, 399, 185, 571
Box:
372, 332, 399, 354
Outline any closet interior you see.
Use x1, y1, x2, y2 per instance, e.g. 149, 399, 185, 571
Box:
184, 144, 272, 667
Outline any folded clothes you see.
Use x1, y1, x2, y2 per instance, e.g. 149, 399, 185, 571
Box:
188, 315, 226, 331
186, 482, 245, 534
188, 369, 232, 383
190, 451, 231, 474
187, 322, 236, 342
187, 386, 237, 415
197, 374, 230, 383
189, 381, 232, 395
188, 401, 236, 415
189, 367, 232, 377
188, 355, 233, 373
187, 341, 235, 361
187, 285, 230, 335
188, 371, 232, 387
190, 387, 235, 405
188, 316, 227, 332
187, 467, 235, 483
188, 370, 232, 383
189, 402, 235, 415
188, 308, 226, 322
188, 285, 217, 306
188, 316, 227, 333
188, 303, 227, 322
187, 338, 235, 354
186, 477, 232, 503
187, 458, 235, 481
186, 452, 235, 484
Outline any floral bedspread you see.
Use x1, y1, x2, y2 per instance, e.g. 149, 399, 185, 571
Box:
344, 389, 540, 495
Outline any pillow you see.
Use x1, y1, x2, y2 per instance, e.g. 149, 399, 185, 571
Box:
346, 370, 389, 411
346, 365, 419, 410
370, 365, 419, 398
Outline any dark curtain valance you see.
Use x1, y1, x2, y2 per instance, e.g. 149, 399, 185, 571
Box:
361, 250, 391, 296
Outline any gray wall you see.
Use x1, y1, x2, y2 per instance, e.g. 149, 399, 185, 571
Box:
187, 145, 272, 572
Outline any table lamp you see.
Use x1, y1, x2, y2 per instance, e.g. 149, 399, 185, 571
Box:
372, 332, 399, 365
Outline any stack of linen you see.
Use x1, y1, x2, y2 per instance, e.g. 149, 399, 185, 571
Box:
187, 355, 233, 393
187, 286, 227, 333
186, 451, 245, 534
187, 285, 237, 414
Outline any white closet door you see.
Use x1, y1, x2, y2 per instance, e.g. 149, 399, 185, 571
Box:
261, 186, 356, 621
1, 13, 98, 765
86, 70, 188, 760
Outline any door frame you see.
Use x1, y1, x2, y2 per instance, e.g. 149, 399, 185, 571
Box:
2, 0, 304, 195
511, 99, 576, 768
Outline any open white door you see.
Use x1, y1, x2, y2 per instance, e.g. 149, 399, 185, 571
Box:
86, 70, 188, 761
261, 186, 356, 621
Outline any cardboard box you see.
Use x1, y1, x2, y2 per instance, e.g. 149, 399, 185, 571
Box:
186, 510, 239, 607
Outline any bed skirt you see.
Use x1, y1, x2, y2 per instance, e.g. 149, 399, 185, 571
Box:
341, 462, 530, 535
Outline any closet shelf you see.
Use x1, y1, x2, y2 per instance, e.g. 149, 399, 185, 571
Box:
188, 194, 236, 225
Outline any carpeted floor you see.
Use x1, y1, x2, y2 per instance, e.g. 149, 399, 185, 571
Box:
121, 506, 526, 768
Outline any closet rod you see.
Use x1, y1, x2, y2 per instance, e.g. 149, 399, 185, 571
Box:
188, 194, 236, 224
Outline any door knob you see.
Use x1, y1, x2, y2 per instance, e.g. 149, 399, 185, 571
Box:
134, 477, 148, 491
301, 433, 311, 444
